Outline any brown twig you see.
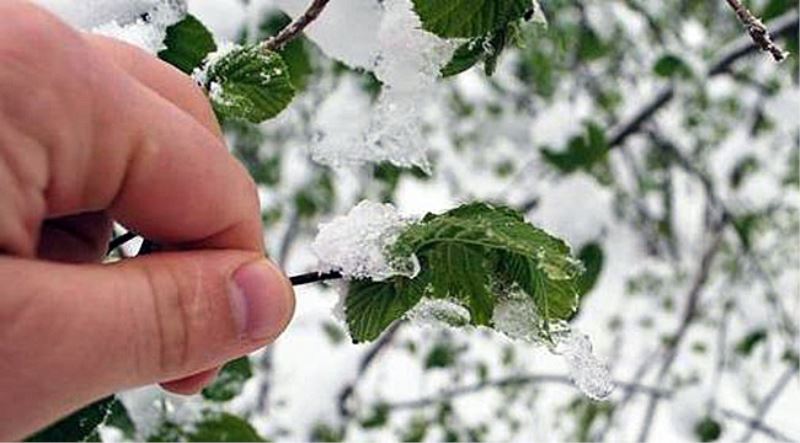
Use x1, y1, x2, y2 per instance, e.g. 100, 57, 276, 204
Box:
261, 0, 331, 52
607, 10, 797, 150
636, 221, 727, 442
724, 0, 789, 62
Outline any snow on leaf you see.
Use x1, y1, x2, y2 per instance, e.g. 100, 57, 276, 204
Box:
552, 329, 615, 400
198, 44, 295, 123
312, 200, 420, 281
335, 202, 582, 343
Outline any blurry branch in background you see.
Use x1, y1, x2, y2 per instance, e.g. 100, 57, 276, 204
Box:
724, 0, 790, 62
261, 0, 330, 52
379, 371, 794, 441
607, 10, 798, 150
337, 322, 404, 418
740, 365, 800, 442
635, 220, 727, 441
384, 373, 669, 410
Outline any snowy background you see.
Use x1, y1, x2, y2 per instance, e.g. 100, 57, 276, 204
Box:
31, 0, 800, 442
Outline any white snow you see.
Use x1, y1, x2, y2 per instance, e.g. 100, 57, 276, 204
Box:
552, 329, 615, 401
33, 0, 186, 54
312, 200, 419, 281
285, 0, 455, 170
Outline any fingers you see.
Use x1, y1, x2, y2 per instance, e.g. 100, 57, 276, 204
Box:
161, 367, 221, 395
37, 212, 112, 263
0, 251, 294, 440
85, 35, 223, 140
0, 2, 263, 255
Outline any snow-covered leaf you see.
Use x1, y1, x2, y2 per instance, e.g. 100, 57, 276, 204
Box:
343, 202, 583, 342
201, 45, 295, 123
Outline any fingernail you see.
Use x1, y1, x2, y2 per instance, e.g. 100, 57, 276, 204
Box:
230, 259, 294, 340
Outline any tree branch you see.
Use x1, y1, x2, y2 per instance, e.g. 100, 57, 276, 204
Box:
740, 365, 799, 442
383, 373, 669, 411
607, 10, 798, 150
337, 322, 404, 418
636, 221, 727, 442
724, 0, 789, 62
261, 0, 331, 52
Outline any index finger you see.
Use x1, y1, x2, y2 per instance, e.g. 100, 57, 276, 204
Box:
0, 2, 263, 253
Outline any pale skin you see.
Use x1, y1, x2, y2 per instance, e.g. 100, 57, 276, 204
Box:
0, 1, 295, 440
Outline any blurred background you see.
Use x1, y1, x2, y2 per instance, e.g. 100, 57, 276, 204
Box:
38, 0, 800, 441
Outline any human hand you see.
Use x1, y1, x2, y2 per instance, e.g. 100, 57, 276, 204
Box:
0, 1, 295, 440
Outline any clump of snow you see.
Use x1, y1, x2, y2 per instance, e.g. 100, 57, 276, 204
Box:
492, 292, 614, 400
118, 386, 205, 440
406, 298, 472, 327
552, 329, 615, 400
35, 0, 187, 54
33, 0, 164, 29
492, 290, 546, 344
309, 77, 373, 167
274, 0, 382, 70
312, 200, 420, 281
92, 0, 185, 54
298, 0, 455, 170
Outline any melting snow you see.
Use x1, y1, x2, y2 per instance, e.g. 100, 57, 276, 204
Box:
312, 200, 420, 281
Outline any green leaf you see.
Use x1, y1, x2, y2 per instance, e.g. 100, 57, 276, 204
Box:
653, 54, 693, 79
202, 356, 253, 402
203, 45, 295, 123
344, 203, 582, 343
187, 412, 264, 442
694, 416, 723, 442
576, 242, 604, 296
159, 15, 217, 74
735, 329, 768, 356
412, 0, 533, 38
26, 396, 115, 442
428, 243, 494, 325
441, 28, 510, 77
345, 276, 426, 343
541, 122, 608, 174
441, 38, 487, 77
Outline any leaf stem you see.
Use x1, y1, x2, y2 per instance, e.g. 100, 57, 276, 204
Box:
289, 270, 343, 286
260, 0, 331, 52
107, 234, 342, 286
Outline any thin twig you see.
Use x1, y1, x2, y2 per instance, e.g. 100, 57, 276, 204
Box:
261, 0, 331, 52
740, 365, 799, 442
724, 0, 789, 62
290, 270, 343, 286
384, 373, 669, 411
607, 11, 798, 150
636, 221, 727, 442
721, 408, 796, 442
337, 322, 404, 418
106, 231, 138, 254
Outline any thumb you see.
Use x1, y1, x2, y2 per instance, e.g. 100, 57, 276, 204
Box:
0, 251, 294, 440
